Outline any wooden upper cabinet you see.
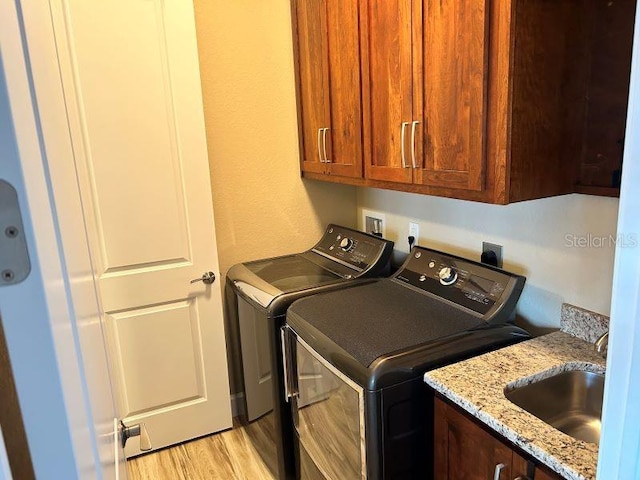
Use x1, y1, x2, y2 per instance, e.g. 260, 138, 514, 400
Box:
361, 0, 414, 184
292, 0, 635, 203
414, 0, 490, 191
293, 0, 363, 179
295, 0, 330, 175
362, 0, 490, 191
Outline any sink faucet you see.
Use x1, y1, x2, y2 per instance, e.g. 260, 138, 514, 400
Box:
594, 331, 609, 357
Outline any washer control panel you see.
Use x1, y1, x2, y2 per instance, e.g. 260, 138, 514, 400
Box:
394, 246, 521, 315
311, 225, 393, 272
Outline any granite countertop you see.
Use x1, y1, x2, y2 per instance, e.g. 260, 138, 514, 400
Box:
424, 307, 608, 480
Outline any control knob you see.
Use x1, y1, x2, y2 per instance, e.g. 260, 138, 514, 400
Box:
340, 237, 354, 251
438, 266, 458, 286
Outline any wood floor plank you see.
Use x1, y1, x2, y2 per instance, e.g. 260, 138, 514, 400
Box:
127, 423, 275, 480
223, 427, 274, 479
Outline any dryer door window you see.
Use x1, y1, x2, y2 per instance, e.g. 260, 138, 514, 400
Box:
291, 335, 366, 480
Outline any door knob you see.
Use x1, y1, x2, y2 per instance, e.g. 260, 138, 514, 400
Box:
120, 421, 152, 451
190, 271, 216, 284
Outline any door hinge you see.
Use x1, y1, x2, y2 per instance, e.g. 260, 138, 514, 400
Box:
0, 180, 30, 286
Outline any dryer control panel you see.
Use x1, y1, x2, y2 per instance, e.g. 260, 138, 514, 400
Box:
394, 246, 525, 316
310, 224, 394, 273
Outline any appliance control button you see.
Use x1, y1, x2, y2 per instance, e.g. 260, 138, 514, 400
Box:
328, 228, 334, 234
415, 252, 422, 258
340, 237, 354, 251
438, 267, 458, 286
428, 261, 435, 268
419, 274, 427, 282
329, 245, 335, 250
336, 234, 342, 240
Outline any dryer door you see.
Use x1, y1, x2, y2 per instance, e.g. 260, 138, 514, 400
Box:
290, 334, 366, 480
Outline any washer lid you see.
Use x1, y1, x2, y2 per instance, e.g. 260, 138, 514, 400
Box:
229, 254, 346, 309
246, 254, 342, 292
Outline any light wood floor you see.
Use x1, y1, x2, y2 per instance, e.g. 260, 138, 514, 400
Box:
127, 422, 275, 480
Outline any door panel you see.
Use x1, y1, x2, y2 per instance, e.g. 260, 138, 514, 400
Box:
110, 301, 203, 415
50, 0, 232, 456
415, 0, 490, 191
363, 0, 414, 183
295, 0, 330, 174
69, 1, 190, 271
325, 0, 363, 178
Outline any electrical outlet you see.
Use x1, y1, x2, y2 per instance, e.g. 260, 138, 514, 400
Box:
409, 222, 420, 244
482, 242, 503, 268
362, 210, 386, 238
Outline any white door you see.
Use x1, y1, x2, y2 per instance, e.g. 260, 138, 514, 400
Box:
21, 0, 232, 456
1, 0, 125, 476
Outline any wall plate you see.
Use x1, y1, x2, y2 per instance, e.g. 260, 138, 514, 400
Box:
362, 209, 386, 238
482, 241, 503, 268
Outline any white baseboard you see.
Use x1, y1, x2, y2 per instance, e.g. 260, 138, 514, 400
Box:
230, 392, 245, 418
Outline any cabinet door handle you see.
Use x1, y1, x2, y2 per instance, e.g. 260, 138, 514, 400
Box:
322, 127, 330, 163
317, 128, 325, 163
493, 463, 507, 480
401, 122, 410, 168
410, 120, 420, 168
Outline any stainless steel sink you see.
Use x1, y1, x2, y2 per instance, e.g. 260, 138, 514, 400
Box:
505, 370, 604, 444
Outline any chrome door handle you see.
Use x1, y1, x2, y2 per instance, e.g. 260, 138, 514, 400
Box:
322, 128, 330, 163
317, 128, 325, 163
493, 463, 506, 480
120, 421, 152, 451
410, 120, 420, 168
190, 271, 216, 284
401, 122, 410, 168
280, 327, 294, 402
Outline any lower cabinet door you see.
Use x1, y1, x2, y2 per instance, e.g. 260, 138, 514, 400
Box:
434, 397, 565, 480
434, 398, 513, 480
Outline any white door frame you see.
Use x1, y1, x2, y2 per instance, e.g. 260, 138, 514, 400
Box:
0, 1, 121, 478
597, 5, 640, 478
3, 0, 640, 477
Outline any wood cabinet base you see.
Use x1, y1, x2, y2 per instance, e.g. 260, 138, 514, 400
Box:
434, 396, 564, 480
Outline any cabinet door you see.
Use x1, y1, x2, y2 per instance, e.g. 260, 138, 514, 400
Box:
413, 0, 490, 191
362, 0, 414, 183
295, 0, 363, 178
295, 0, 330, 175
434, 398, 514, 480
325, 1, 363, 178
535, 466, 565, 480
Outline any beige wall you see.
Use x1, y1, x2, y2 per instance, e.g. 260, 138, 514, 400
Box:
193, 1, 356, 395
358, 189, 619, 335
